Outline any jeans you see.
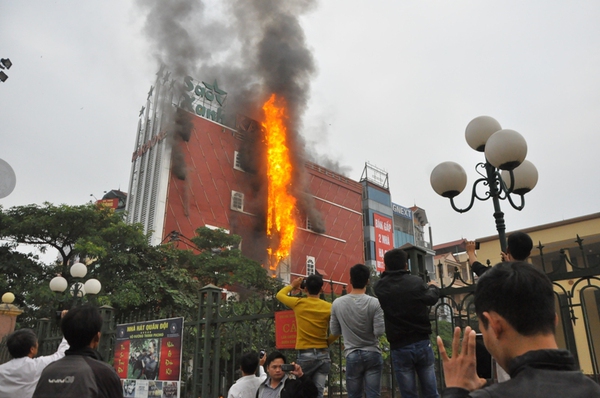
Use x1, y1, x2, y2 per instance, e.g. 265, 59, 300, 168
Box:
297, 349, 331, 398
345, 350, 383, 398
391, 340, 439, 398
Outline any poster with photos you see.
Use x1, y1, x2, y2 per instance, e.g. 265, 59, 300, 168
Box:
114, 317, 183, 398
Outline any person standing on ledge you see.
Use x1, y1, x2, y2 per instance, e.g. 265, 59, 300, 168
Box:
466, 231, 533, 277
330, 264, 385, 398
375, 248, 440, 398
276, 274, 339, 398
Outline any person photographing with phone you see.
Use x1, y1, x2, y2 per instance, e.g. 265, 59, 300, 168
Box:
276, 274, 339, 398
257, 351, 317, 398
227, 351, 267, 398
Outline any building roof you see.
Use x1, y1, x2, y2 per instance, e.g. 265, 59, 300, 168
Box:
474, 212, 600, 243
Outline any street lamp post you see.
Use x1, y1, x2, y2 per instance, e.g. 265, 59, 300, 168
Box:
430, 116, 539, 252
49, 262, 102, 308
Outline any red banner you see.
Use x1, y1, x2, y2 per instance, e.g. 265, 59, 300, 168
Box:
159, 337, 181, 380
373, 213, 394, 272
275, 310, 297, 349
114, 339, 130, 378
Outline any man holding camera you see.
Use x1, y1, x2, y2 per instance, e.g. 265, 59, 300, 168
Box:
374, 248, 440, 398
276, 275, 338, 398
257, 351, 317, 398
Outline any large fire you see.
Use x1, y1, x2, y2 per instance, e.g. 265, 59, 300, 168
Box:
262, 94, 296, 270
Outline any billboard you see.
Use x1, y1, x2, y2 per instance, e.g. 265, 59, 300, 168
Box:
114, 318, 184, 398
373, 213, 394, 272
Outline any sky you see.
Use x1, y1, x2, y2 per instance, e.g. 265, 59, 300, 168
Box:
2, 1, 600, 248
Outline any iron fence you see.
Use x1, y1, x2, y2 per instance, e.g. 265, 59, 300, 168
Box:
3, 234, 599, 396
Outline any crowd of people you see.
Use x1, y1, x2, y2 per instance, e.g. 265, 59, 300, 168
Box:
2, 232, 600, 398
0, 305, 122, 397
229, 232, 600, 398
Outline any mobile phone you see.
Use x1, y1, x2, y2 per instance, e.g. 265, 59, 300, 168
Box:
475, 241, 481, 250
259, 350, 266, 359
300, 279, 306, 289
280, 364, 295, 372
475, 333, 492, 379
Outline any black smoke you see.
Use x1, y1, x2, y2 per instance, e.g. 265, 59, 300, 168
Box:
136, 0, 330, 236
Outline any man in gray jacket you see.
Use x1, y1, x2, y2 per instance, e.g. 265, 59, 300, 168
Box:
32, 304, 122, 398
330, 264, 385, 398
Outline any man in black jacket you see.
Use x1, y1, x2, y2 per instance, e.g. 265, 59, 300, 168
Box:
466, 232, 532, 277
32, 304, 122, 398
436, 262, 600, 397
374, 248, 440, 398
257, 351, 317, 398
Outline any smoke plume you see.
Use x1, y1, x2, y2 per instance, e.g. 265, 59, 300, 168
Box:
137, 0, 334, 236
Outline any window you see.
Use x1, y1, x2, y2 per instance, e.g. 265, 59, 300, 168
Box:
231, 191, 244, 211
233, 151, 244, 171
306, 256, 316, 276
306, 217, 313, 231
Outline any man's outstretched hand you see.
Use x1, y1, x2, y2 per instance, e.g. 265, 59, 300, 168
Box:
436, 326, 487, 392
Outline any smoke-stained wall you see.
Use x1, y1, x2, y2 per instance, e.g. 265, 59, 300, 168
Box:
133, 0, 334, 235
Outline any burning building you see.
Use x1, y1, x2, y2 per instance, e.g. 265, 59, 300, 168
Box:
125, 72, 364, 290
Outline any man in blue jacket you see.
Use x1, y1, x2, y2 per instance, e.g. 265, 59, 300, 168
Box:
374, 248, 440, 398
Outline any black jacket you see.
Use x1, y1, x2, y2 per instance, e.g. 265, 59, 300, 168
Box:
257, 374, 318, 398
374, 269, 440, 349
32, 347, 122, 398
442, 349, 600, 397
471, 261, 489, 277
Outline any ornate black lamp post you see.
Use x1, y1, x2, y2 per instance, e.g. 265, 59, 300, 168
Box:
430, 116, 539, 252
49, 262, 102, 308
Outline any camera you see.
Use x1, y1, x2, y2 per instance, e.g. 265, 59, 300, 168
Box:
300, 278, 306, 289
280, 364, 295, 372
54, 311, 63, 324
259, 350, 266, 359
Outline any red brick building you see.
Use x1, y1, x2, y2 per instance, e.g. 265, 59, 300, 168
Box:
127, 73, 364, 292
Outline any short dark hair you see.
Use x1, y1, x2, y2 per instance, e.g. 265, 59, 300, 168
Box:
265, 351, 286, 368
383, 249, 408, 271
6, 329, 37, 358
305, 274, 323, 295
61, 304, 103, 350
350, 264, 370, 289
475, 262, 555, 336
240, 351, 259, 374
507, 232, 533, 260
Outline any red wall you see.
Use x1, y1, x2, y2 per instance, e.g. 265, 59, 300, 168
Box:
162, 113, 364, 293
292, 163, 364, 293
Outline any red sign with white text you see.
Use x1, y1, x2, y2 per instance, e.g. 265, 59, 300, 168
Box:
275, 310, 297, 349
373, 213, 394, 272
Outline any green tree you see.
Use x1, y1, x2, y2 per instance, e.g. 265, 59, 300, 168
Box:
0, 203, 275, 327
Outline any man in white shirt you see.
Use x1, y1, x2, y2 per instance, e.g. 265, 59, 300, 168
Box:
227, 351, 267, 398
0, 327, 69, 398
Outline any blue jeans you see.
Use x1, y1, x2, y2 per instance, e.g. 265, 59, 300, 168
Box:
297, 349, 331, 398
345, 350, 383, 398
391, 340, 439, 398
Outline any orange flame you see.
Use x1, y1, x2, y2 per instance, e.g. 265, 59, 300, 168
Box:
262, 94, 296, 270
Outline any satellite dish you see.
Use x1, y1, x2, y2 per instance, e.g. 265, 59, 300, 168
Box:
0, 158, 16, 199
